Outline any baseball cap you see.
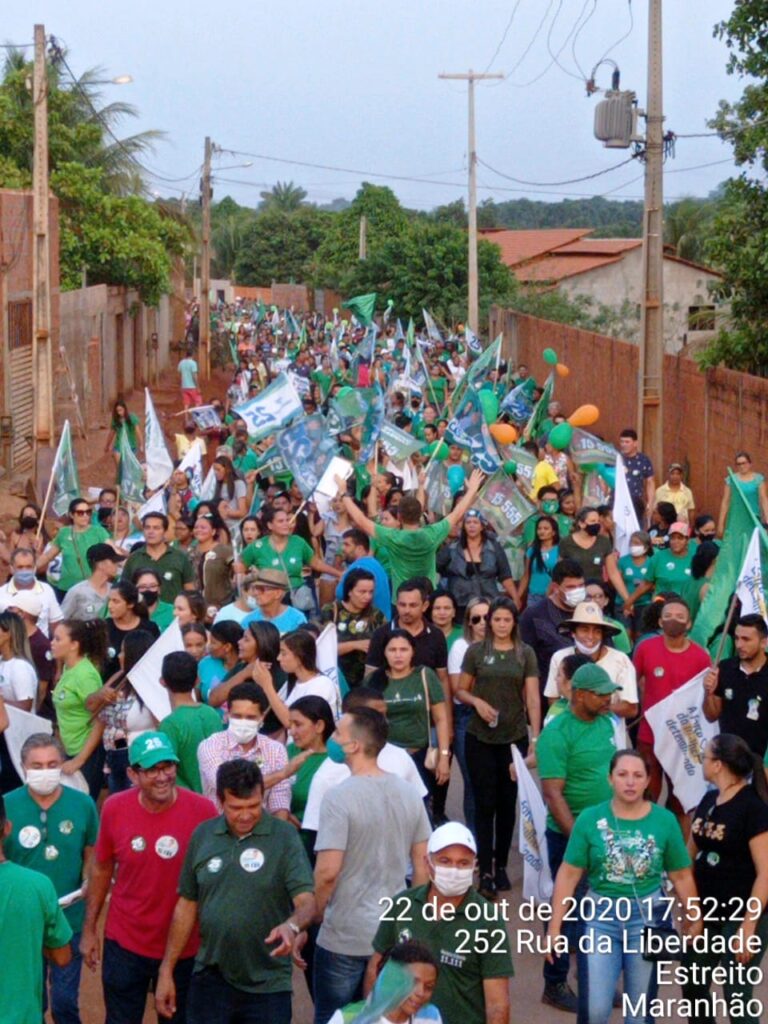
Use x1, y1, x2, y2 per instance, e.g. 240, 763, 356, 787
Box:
87, 543, 126, 566
129, 732, 179, 769
427, 821, 477, 855
8, 590, 43, 618
571, 663, 621, 695
668, 462, 684, 472
669, 522, 689, 537
252, 569, 290, 590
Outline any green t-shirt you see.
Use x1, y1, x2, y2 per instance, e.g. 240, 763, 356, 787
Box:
56, 525, 111, 592
0, 861, 73, 1024
287, 741, 327, 830
617, 554, 653, 608
543, 696, 569, 728
233, 449, 259, 475
4, 785, 99, 930
605, 616, 631, 655
151, 600, 176, 631
565, 800, 690, 898
122, 545, 196, 604
373, 519, 451, 595
311, 369, 334, 400
177, 813, 314, 993
158, 705, 224, 792
536, 709, 616, 832
461, 641, 539, 744
381, 667, 445, 749
648, 548, 694, 596
52, 658, 103, 755
426, 375, 447, 406
242, 535, 314, 590
372, 883, 513, 1024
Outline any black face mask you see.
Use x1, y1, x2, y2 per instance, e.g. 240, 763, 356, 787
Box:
585, 523, 601, 537
20, 516, 38, 531
141, 590, 159, 608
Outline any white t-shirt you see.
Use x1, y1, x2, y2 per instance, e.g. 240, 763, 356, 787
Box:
301, 742, 428, 832
447, 637, 469, 704
279, 673, 341, 719
0, 581, 62, 638
213, 602, 249, 625
545, 645, 638, 705
327, 1006, 442, 1024
0, 657, 38, 705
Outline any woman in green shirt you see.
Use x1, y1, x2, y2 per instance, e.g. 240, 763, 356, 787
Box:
240, 506, 339, 601
37, 499, 111, 599
51, 618, 109, 800
286, 695, 334, 857
547, 749, 698, 1024
103, 399, 142, 465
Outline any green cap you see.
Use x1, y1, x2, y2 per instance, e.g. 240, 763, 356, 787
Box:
129, 731, 179, 769
571, 663, 621, 695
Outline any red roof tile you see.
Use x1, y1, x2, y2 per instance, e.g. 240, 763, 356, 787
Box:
478, 228, 592, 267
518, 253, 625, 283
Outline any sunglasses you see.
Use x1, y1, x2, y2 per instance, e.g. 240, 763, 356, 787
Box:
73, 509, 90, 516
470, 614, 486, 624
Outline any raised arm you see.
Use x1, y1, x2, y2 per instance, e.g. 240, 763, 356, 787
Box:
445, 469, 486, 529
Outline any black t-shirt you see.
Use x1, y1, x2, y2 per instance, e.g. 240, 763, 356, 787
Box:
366, 621, 448, 673
715, 658, 768, 757
103, 619, 161, 681
690, 786, 768, 913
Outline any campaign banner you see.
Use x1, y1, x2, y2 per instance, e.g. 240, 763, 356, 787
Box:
476, 471, 536, 534
570, 428, 618, 466
233, 373, 303, 442
512, 745, 553, 902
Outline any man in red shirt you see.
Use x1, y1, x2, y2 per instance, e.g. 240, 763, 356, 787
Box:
81, 732, 217, 1024
633, 596, 710, 828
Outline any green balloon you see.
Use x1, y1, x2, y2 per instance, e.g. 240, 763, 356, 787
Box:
543, 347, 558, 365
503, 460, 518, 475
478, 389, 499, 424
548, 421, 573, 450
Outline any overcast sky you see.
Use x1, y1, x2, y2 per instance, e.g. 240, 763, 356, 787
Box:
7, 1, 742, 211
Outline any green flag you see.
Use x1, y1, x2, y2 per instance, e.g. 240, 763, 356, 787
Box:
691, 472, 768, 651
51, 420, 80, 518
256, 298, 266, 325
522, 372, 555, 441
453, 335, 502, 408
118, 426, 145, 504
342, 292, 377, 327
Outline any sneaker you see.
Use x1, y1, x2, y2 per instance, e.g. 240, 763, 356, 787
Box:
478, 874, 497, 900
494, 867, 511, 891
541, 982, 578, 1013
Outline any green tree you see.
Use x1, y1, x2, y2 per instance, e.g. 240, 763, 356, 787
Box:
258, 180, 308, 212
234, 207, 330, 285
664, 197, 714, 263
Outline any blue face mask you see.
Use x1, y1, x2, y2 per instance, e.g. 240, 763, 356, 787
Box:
13, 570, 37, 587
326, 737, 348, 764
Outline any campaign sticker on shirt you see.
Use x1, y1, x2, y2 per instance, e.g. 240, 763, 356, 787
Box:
239, 847, 264, 873
665, 562, 675, 571
338, 622, 347, 632
289, 557, 297, 564
354, 621, 366, 633
632, 469, 640, 476
164, 572, 173, 581
18, 825, 41, 849
59, 820, 74, 835
131, 836, 147, 853
44, 845, 59, 861
155, 835, 180, 860
707, 851, 720, 866
206, 857, 223, 873
593, 557, 601, 564
653, 667, 665, 677
107, 647, 117, 659
725, 688, 733, 700
86, 604, 95, 614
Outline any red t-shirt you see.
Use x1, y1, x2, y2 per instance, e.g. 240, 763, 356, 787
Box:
633, 635, 711, 744
95, 787, 217, 959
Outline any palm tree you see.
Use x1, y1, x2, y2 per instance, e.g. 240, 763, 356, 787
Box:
664, 198, 714, 264
259, 181, 308, 212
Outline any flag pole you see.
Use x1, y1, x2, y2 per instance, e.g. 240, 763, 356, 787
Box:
113, 486, 121, 542
713, 592, 739, 668
36, 429, 65, 538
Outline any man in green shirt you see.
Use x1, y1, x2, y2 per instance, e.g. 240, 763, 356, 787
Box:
158, 652, 223, 792
122, 512, 197, 604
4, 732, 97, 1024
368, 822, 512, 1024
0, 789, 73, 1024
536, 662, 619, 1012
337, 468, 485, 596
156, 759, 315, 1024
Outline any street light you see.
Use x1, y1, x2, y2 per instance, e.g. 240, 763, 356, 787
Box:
89, 74, 133, 85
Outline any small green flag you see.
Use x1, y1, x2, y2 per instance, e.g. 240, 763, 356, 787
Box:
342, 292, 377, 327
51, 420, 81, 518
118, 427, 145, 504
522, 372, 555, 442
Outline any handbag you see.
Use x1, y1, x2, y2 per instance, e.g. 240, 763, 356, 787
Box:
420, 668, 440, 772
276, 548, 315, 613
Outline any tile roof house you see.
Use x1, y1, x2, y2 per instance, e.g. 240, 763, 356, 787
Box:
480, 228, 723, 353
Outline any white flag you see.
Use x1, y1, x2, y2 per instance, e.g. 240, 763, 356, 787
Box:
315, 624, 341, 717
5, 705, 52, 778
644, 670, 718, 812
137, 489, 166, 521
736, 527, 768, 625
233, 373, 303, 442
144, 389, 174, 491
613, 456, 642, 557
127, 620, 184, 721
512, 745, 553, 901
177, 439, 206, 495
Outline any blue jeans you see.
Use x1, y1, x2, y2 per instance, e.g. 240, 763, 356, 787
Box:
102, 938, 194, 1024
452, 703, 476, 831
43, 930, 83, 1024
543, 828, 588, 987
313, 945, 368, 1024
577, 891, 665, 1024
187, 966, 291, 1024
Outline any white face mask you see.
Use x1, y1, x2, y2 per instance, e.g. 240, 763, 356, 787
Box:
574, 638, 602, 656
431, 861, 475, 898
629, 545, 646, 558
26, 768, 62, 796
228, 718, 261, 745
245, 595, 258, 610
563, 586, 586, 608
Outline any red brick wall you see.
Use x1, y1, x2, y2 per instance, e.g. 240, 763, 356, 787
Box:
490, 307, 768, 518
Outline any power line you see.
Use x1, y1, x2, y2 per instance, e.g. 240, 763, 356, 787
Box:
0, 41, 33, 49
594, 0, 634, 68
545, 0, 592, 84
478, 154, 637, 186
506, 0, 556, 76
570, 0, 597, 80
664, 156, 734, 174
482, 0, 525, 74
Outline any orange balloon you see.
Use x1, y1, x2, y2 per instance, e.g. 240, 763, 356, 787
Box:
567, 404, 600, 428
489, 422, 519, 445
556, 363, 570, 377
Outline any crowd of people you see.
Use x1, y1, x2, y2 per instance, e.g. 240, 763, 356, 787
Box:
2, 299, 768, 1024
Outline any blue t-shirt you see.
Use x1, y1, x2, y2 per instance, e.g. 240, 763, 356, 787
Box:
526, 545, 559, 597
241, 605, 307, 634
198, 655, 227, 704
178, 357, 198, 389
336, 556, 392, 621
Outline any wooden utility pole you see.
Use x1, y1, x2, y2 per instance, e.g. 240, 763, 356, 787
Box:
199, 136, 212, 380
32, 23, 55, 488
358, 215, 367, 260
637, 0, 664, 471
438, 70, 503, 333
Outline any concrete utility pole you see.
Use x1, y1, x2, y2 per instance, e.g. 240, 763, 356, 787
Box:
32, 23, 55, 488
199, 136, 212, 380
439, 70, 503, 333
358, 215, 367, 260
637, 0, 664, 471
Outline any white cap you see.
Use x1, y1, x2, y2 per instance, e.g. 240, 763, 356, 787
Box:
9, 590, 42, 618
427, 821, 477, 855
